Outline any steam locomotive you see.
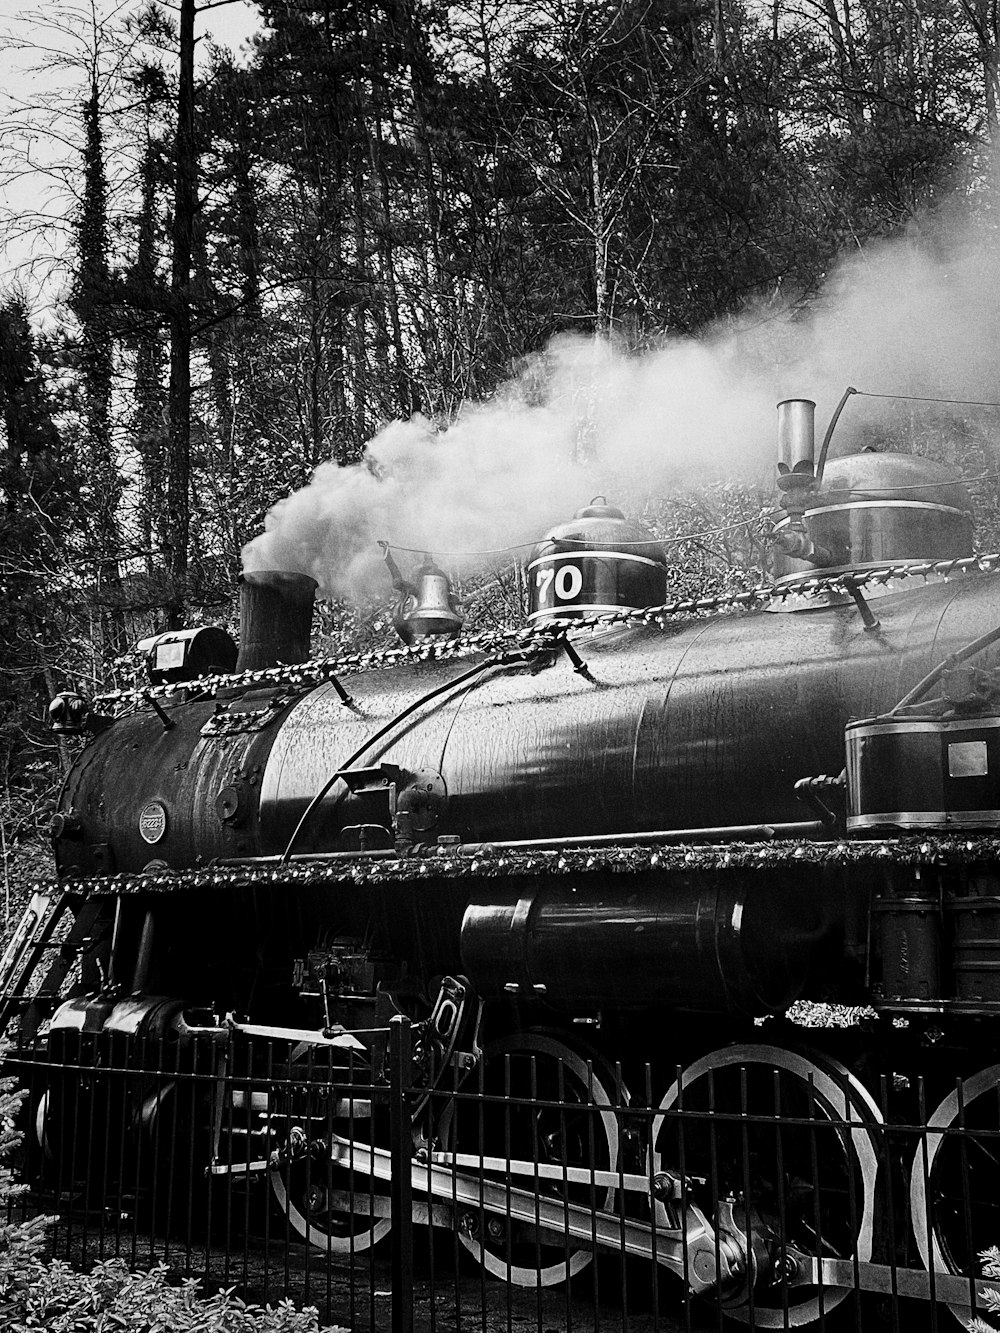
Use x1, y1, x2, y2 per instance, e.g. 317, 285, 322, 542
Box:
8, 397, 1000, 1327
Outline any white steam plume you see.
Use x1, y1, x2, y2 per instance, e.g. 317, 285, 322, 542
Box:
243, 216, 1000, 602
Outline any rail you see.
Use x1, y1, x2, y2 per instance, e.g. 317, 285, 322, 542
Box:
32, 831, 1000, 901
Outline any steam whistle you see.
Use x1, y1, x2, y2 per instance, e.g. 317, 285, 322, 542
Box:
379, 543, 464, 645
772, 398, 834, 568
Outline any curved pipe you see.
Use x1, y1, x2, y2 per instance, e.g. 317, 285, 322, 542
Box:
890, 622, 1000, 713
814, 386, 858, 486
221, 816, 831, 872
279, 652, 532, 862
453, 820, 827, 852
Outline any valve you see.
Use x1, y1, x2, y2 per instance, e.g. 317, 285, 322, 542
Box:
268, 1124, 310, 1169
771, 526, 835, 568
772, 462, 835, 569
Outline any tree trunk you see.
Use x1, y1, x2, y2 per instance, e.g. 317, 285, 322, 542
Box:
167, 0, 196, 627
78, 83, 126, 662
589, 111, 610, 336
134, 132, 166, 580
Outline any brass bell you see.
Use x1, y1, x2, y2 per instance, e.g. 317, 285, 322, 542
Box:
380, 545, 464, 644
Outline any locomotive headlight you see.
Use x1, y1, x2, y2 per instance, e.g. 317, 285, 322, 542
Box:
48, 691, 110, 735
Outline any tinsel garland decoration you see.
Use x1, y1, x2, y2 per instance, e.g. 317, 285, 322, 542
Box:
94, 551, 1000, 711
34, 834, 1000, 898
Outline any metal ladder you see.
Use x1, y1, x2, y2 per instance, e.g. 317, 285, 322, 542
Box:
0, 891, 105, 1034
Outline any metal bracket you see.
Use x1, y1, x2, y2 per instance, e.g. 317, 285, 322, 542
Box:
335, 763, 404, 791
321, 764, 405, 845
201, 692, 296, 737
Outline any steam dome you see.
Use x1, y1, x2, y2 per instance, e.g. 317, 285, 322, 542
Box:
773, 452, 974, 586
526, 501, 668, 624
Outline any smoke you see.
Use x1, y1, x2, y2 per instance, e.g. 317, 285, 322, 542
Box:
791, 229, 1000, 426
242, 210, 1000, 602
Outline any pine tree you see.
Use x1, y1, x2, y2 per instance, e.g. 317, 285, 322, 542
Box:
0, 299, 77, 811
71, 81, 126, 661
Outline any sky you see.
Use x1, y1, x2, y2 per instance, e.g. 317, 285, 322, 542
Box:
0, 0, 264, 320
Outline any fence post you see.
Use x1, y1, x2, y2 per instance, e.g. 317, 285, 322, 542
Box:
389, 1015, 414, 1333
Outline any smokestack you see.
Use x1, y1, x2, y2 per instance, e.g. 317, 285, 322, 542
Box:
776, 399, 816, 476
236, 570, 317, 672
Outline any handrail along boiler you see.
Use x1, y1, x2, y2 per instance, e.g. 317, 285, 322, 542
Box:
11, 395, 1000, 1326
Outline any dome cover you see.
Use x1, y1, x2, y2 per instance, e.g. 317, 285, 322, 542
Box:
773, 451, 974, 586
527, 502, 668, 624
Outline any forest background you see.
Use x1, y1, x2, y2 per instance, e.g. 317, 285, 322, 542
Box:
4, 0, 1000, 909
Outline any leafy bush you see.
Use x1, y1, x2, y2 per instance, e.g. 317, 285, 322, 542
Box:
0, 1055, 344, 1332
10, 1261, 344, 1333
0, 1068, 55, 1325
967, 1245, 1000, 1331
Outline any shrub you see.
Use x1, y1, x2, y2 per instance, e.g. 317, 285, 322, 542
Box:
11, 1260, 344, 1333
968, 1245, 1000, 1331
0, 1054, 343, 1332
0, 1066, 55, 1325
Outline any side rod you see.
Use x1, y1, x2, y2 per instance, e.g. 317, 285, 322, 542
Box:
218, 1138, 996, 1309
323, 1133, 726, 1295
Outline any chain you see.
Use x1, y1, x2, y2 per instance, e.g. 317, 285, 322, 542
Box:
95, 551, 1000, 709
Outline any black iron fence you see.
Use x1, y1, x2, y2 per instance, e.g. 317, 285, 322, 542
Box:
4, 1022, 1000, 1333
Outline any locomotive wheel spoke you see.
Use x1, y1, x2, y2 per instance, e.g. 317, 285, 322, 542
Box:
440, 1031, 622, 1288
269, 1043, 391, 1255
270, 1147, 392, 1253
910, 1063, 1000, 1329
651, 1044, 881, 1329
